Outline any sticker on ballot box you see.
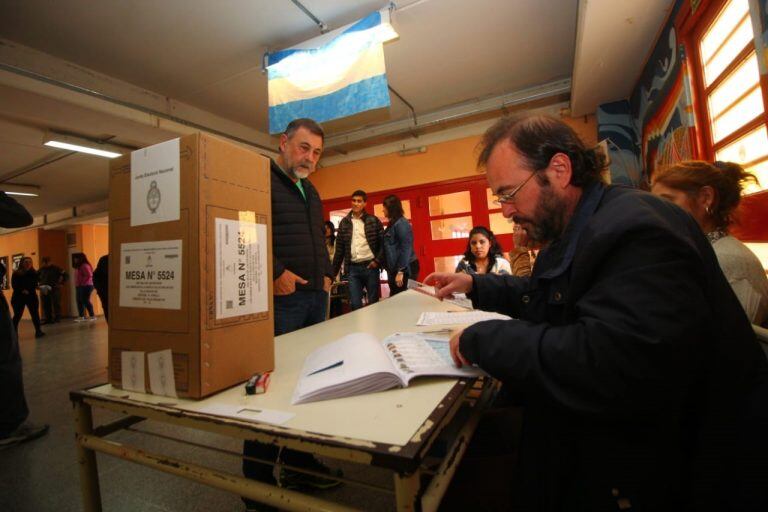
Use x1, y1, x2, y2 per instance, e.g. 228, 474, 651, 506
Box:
119, 240, 182, 309
215, 218, 268, 319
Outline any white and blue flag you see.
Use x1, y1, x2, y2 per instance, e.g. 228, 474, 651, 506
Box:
266, 7, 397, 134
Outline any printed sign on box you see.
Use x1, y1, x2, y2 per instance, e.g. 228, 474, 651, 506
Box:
120, 240, 182, 310
215, 218, 268, 319
130, 138, 180, 226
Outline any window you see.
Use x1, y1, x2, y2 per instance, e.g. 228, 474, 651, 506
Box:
693, 0, 767, 193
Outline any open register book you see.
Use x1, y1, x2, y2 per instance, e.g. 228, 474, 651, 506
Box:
292, 332, 484, 405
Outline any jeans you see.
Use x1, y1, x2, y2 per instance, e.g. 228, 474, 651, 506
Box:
388, 259, 420, 297
243, 289, 328, 505
41, 286, 62, 322
347, 262, 380, 310
11, 293, 42, 334
76, 285, 95, 318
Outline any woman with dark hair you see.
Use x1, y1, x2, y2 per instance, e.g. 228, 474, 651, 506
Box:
72, 252, 96, 322
323, 220, 336, 263
382, 195, 418, 296
652, 160, 768, 325
455, 226, 511, 275
11, 257, 44, 338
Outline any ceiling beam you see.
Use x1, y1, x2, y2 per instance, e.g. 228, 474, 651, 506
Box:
324, 78, 572, 150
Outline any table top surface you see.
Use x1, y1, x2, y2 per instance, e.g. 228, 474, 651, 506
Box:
81, 290, 474, 449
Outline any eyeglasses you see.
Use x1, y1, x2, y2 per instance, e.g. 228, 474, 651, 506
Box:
492, 171, 537, 206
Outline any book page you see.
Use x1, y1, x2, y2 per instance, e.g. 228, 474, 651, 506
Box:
292, 332, 401, 404
381, 332, 484, 385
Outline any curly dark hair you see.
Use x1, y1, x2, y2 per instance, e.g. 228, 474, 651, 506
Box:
652, 160, 758, 230
383, 194, 404, 221
463, 226, 504, 264
477, 114, 605, 187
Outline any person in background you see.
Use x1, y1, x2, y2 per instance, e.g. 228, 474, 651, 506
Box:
72, 253, 96, 322
382, 194, 418, 296
38, 256, 66, 324
243, 118, 339, 509
508, 222, 534, 277
11, 257, 44, 339
332, 190, 384, 310
323, 220, 336, 263
652, 160, 768, 326
0, 192, 48, 447
455, 226, 511, 275
93, 255, 108, 322
425, 114, 767, 510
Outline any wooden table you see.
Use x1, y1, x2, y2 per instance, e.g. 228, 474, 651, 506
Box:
71, 290, 495, 511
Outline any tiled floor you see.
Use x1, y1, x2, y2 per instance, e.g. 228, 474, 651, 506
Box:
1, 318, 395, 511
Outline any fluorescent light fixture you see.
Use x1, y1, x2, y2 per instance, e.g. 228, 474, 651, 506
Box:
5, 191, 38, 197
1, 184, 40, 197
43, 132, 126, 159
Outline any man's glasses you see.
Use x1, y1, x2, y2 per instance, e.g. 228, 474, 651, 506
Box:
492, 171, 537, 206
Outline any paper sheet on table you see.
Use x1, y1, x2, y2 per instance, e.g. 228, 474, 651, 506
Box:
416, 310, 512, 326
121, 351, 146, 393
147, 349, 177, 398
188, 403, 294, 426
407, 280, 473, 309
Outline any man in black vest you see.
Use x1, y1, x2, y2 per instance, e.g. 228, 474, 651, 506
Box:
332, 189, 383, 310
426, 115, 768, 511
243, 118, 340, 510
0, 191, 49, 448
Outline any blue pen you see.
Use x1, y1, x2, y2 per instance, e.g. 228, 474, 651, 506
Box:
307, 360, 344, 376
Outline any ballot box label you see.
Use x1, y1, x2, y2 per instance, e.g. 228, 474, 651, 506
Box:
215, 218, 268, 319
130, 138, 181, 226
119, 240, 183, 309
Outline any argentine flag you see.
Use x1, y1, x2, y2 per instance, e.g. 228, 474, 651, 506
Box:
266, 8, 396, 134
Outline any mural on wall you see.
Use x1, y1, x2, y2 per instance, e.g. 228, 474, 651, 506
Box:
629, 0, 696, 178
596, 100, 643, 187
11, 253, 23, 271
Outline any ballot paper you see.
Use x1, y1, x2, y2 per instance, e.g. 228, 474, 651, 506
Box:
416, 310, 512, 326
147, 349, 177, 398
190, 404, 294, 426
121, 351, 146, 393
407, 280, 473, 309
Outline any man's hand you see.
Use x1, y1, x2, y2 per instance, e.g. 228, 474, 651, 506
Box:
449, 328, 471, 368
395, 271, 405, 287
323, 276, 332, 292
423, 272, 473, 300
367, 260, 379, 270
274, 270, 308, 296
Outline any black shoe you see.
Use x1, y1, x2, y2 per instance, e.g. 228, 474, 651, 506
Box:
0, 422, 49, 448
35, 331, 45, 338
278, 457, 343, 491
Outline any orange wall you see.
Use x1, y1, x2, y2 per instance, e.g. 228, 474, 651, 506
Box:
312, 115, 597, 200
0, 229, 40, 314
0, 224, 108, 319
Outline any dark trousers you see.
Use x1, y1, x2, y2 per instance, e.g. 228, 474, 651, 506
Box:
243, 289, 328, 505
11, 293, 42, 334
347, 262, 380, 310
76, 285, 95, 317
41, 286, 62, 322
0, 294, 27, 435
96, 291, 108, 322
388, 259, 420, 297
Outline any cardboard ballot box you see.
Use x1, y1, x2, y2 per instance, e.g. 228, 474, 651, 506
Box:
108, 133, 273, 398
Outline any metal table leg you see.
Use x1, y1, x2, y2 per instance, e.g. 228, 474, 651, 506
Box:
73, 398, 102, 512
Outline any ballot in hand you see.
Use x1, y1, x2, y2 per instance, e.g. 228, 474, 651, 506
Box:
422, 272, 473, 300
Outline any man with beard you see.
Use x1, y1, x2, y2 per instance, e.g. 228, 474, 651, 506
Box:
424, 115, 767, 511
243, 118, 340, 511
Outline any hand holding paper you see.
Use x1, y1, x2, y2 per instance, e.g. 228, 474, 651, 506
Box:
422, 272, 473, 299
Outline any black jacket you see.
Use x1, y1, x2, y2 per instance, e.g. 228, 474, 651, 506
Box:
462, 183, 768, 511
270, 159, 332, 291
332, 211, 383, 277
